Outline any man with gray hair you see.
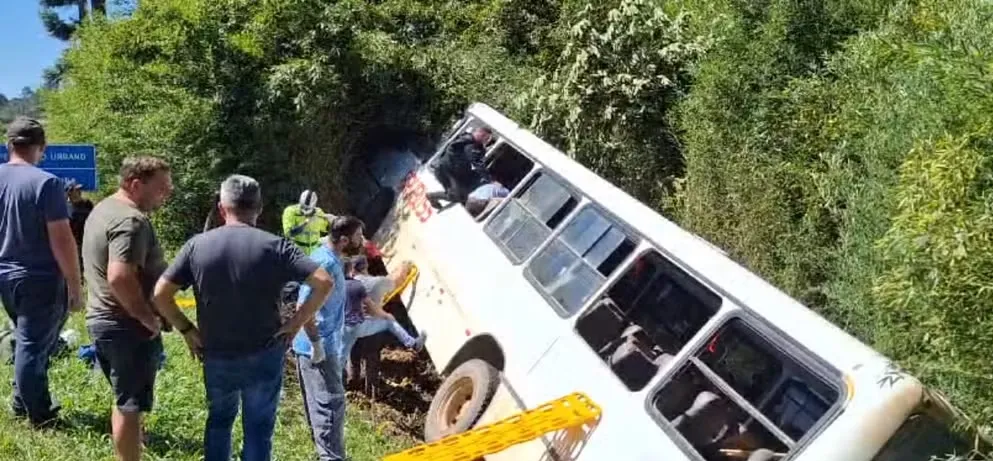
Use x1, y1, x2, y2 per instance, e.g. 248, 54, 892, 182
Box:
152, 175, 334, 461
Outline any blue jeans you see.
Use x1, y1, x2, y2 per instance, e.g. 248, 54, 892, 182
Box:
340, 317, 415, 365
297, 349, 346, 461
0, 275, 68, 424
203, 345, 285, 461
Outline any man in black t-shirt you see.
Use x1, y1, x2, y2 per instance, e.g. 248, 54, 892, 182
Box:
151, 175, 333, 461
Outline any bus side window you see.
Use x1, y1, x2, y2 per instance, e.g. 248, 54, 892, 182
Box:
526, 206, 636, 316
468, 143, 535, 221
483, 172, 578, 263
574, 250, 721, 391
650, 319, 840, 461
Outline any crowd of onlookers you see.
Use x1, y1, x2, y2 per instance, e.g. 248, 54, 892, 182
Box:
0, 116, 423, 461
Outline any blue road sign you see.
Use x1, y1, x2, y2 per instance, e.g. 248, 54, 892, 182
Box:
0, 144, 98, 191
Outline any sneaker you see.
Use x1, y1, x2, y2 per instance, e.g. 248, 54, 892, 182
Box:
411, 331, 427, 352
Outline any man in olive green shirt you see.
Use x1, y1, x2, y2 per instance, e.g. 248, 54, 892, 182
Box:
82, 157, 173, 461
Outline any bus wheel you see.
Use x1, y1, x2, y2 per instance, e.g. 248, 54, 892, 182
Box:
424, 359, 499, 442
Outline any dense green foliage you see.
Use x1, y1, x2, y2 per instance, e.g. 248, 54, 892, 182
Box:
0, 87, 42, 124
43, 0, 993, 438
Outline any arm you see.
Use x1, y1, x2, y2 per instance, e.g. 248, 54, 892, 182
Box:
47, 220, 82, 309
388, 261, 414, 290
281, 267, 333, 337
296, 282, 322, 342
41, 179, 82, 310
154, 241, 202, 356
151, 277, 202, 359
277, 240, 333, 341
283, 206, 313, 237
364, 295, 393, 320
151, 278, 196, 334
106, 218, 160, 334
288, 218, 313, 237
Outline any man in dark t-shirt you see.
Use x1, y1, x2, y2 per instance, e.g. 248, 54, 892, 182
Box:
0, 117, 82, 427
152, 174, 333, 461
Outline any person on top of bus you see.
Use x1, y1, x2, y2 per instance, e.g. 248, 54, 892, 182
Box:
339, 255, 425, 368
428, 126, 493, 206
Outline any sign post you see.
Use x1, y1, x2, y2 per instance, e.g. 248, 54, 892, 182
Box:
0, 144, 98, 191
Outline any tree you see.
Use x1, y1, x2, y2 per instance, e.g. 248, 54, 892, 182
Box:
40, 0, 108, 41
0, 93, 8, 107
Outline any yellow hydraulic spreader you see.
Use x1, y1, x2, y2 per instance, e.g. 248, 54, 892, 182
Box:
384, 392, 601, 461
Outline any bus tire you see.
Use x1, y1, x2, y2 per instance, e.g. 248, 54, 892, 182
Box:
424, 359, 499, 442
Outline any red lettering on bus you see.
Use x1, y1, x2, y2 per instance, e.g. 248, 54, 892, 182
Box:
401, 171, 433, 223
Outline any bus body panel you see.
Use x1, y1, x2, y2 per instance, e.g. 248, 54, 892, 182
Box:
365, 103, 956, 460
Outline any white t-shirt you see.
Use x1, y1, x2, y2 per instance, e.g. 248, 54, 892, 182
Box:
355, 274, 395, 306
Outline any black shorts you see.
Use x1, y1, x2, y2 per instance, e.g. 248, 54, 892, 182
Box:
88, 323, 162, 413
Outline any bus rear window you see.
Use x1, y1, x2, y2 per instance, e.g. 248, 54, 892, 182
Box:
651, 319, 840, 461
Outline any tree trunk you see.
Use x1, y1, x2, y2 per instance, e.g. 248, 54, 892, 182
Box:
77, 0, 87, 21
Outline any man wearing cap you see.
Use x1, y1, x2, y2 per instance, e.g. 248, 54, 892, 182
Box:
152, 175, 333, 461
0, 117, 82, 427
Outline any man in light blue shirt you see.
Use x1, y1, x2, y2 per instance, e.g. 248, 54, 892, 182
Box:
292, 216, 366, 461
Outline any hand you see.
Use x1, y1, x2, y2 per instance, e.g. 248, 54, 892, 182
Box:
141, 314, 162, 339
311, 339, 326, 364
274, 320, 303, 347
182, 327, 204, 361
67, 283, 83, 312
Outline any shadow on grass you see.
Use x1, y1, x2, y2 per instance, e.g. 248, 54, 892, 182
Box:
61, 410, 202, 457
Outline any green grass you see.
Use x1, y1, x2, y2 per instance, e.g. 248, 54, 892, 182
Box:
0, 312, 417, 461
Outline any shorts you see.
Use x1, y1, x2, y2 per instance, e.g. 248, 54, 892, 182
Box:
88, 323, 163, 413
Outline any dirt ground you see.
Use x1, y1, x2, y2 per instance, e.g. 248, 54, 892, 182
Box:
346, 342, 442, 440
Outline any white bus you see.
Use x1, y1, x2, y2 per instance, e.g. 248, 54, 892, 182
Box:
371, 103, 985, 460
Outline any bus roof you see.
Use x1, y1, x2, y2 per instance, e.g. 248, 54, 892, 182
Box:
466, 102, 886, 373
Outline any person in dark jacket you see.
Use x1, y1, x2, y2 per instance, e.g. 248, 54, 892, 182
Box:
64, 179, 94, 268
427, 126, 493, 207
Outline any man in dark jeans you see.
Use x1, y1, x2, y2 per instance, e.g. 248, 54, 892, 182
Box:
152, 175, 333, 461
427, 126, 493, 207
0, 117, 83, 427
83, 156, 174, 461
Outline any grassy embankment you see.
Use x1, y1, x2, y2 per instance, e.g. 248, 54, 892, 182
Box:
0, 303, 418, 461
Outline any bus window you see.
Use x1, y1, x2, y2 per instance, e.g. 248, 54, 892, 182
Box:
485, 143, 533, 191
527, 206, 636, 316
483, 172, 578, 263
575, 251, 721, 391
467, 143, 535, 220
651, 319, 840, 461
